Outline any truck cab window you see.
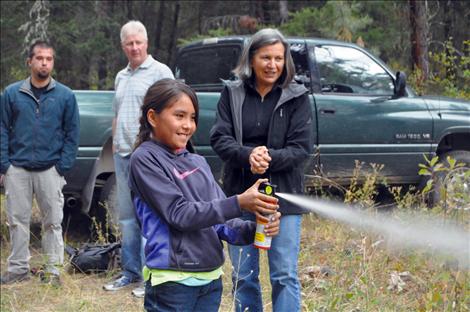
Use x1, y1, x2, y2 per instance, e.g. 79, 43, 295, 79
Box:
175, 45, 241, 90
315, 45, 394, 95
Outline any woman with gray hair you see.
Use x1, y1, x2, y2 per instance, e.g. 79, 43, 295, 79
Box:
210, 28, 313, 312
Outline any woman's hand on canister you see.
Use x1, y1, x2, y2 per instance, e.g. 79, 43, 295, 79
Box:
264, 211, 281, 237
249, 146, 271, 174
237, 178, 278, 221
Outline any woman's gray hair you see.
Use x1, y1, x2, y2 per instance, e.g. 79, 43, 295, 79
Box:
233, 28, 295, 88
120, 20, 148, 43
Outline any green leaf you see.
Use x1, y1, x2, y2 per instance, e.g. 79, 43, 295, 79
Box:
422, 179, 433, 193
418, 168, 431, 176
430, 156, 439, 167
447, 156, 456, 168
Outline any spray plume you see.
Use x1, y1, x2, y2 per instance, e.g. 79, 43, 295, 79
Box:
277, 193, 469, 268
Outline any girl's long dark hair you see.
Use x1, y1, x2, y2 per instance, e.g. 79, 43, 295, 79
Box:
134, 78, 199, 150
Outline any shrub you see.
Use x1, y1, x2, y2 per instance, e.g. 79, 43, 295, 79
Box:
409, 40, 470, 100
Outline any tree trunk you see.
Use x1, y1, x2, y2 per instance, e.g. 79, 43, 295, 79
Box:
96, 1, 108, 90
154, 0, 165, 55
140, 0, 152, 29
167, 2, 180, 69
253, 0, 265, 24
127, 0, 133, 20
279, 0, 288, 25
443, 0, 451, 41
409, 0, 429, 80
197, 1, 202, 34
261, 1, 272, 25
443, 0, 456, 78
21, 0, 50, 54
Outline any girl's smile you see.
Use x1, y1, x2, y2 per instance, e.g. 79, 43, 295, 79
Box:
148, 94, 196, 152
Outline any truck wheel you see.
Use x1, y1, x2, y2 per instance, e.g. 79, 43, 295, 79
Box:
97, 174, 119, 233
429, 150, 470, 208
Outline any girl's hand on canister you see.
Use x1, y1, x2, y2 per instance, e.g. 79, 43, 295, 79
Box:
237, 179, 278, 221
264, 211, 281, 237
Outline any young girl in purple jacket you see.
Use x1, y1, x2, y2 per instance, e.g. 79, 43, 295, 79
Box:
128, 78, 281, 312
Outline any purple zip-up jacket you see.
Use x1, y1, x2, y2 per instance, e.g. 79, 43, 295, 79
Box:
129, 140, 256, 272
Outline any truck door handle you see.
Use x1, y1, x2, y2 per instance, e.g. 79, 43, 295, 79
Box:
319, 108, 336, 114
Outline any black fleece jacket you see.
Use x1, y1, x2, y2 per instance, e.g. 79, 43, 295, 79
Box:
210, 80, 314, 214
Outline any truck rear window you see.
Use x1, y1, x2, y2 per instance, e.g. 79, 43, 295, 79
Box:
175, 45, 241, 90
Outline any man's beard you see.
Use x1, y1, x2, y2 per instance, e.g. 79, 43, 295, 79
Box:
37, 71, 50, 80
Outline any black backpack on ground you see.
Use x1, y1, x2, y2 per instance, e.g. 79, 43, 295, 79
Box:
65, 242, 121, 273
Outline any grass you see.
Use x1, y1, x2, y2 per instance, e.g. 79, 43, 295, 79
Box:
2, 206, 468, 311
1, 161, 469, 312
298, 214, 469, 311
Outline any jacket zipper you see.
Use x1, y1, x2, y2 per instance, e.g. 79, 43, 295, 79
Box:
24, 90, 40, 162
33, 95, 40, 163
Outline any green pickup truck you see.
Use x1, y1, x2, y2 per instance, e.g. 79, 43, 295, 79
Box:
67, 36, 470, 216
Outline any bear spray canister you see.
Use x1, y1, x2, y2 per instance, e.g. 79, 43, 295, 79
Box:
254, 182, 277, 250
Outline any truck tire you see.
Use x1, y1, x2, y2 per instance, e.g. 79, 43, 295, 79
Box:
97, 174, 119, 231
429, 150, 470, 208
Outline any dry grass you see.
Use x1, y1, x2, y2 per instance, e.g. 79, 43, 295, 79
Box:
1, 186, 469, 311
0, 268, 142, 312
0, 193, 141, 312
299, 214, 469, 311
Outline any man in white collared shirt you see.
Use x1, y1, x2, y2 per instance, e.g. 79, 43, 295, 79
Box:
103, 20, 174, 297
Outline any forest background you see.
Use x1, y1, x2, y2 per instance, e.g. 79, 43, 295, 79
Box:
1, 0, 469, 99
1, 2, 469, 311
